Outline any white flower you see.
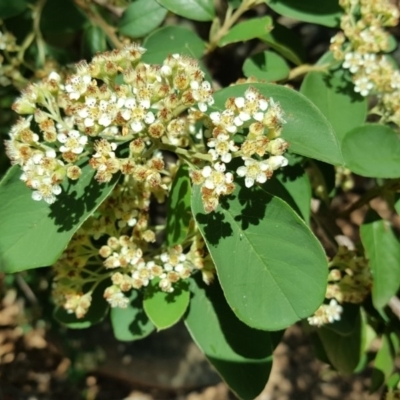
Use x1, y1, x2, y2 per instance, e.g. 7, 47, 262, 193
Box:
342, 52, 363, 74
266, 155, 288, 170
325, 299, 343, 323
354, 76, 374, 97
207, 132, 238, 163
57, 130, 88, 154
237, 158, 269, 188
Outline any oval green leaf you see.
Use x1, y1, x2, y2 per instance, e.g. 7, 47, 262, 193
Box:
370, 334, 394, 392
218, 16, 273, 47
111, 291, 155, 341
156, 0, 214, 21
118, 0, 167, 39
317, 311, 364, 374
143, 280, 190, 330
0, 164, 118, 273
265, 153, 311, 223
360, 210, 400, 310
185, 275, 276, 400
82, 25, 107, 59
243, 50, 290, 82
342, 124, 400, 178
166, 164, 192, 247
261, 22, 305, 65
142, 26, 206, 64
192, 181, 328, 331
300, 53, 368, 142
266, 0, 342, 27
211, 83, 343, 165
0, 0, 28, 19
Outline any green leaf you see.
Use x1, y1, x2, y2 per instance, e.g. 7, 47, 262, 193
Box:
156, 0, 214, 21
317, 311, 364, 373
300, 53, 368, 142
166, 164, 192, 247
40, 0, 86, 33
266, 0, 342, 27
192, 181, 328, 331
0, 164, 118, 273
370, 334, 394, 392
142, 26, 206, 64
266, 153, 311, 223
211, 83, 343, 165
360, 210, 400, 309
53, 278, 109, 329
243, 50, 290, 82
261, 22, 305, 65
118, 0, 167, 39
0, 0, 28, 19
342, 124, 400, 178
185, 275, 276, 400
82, 25, 107, 59
324, 303, 361, 336
218, 16, 273, 47
143, 279, 190, 330
110, 291, 155, 341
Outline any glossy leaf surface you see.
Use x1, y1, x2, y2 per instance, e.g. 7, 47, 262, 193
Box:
143, 280, 190, 330
166, 164, 192, 246
142, 26, 205, 64
192, 181, 328, 331
111, 291, 155, 341
156, 0, 214, 21
119, 0, 167, 39
243, 50, 290, 82
360, 211, 400, 309
342, 124, 400, 178
0, 164, 118, 273
185, 276, 276, 400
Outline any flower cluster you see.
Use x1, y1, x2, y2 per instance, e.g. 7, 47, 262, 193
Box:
6, 45, 289, 319
6, 44, 214, 204
330, 0, 400, 126
191, 87, 288, 213
308, 246, 371, 327
52, 172, 215, 318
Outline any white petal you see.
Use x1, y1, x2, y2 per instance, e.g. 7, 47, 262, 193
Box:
244, 177, 254, 187
52, 185, 62, 195
57, 133, 67, 143
32, 191, 43, 201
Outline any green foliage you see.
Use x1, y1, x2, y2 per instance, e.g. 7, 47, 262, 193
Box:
218, 16, 273, 47
185, 275, 277, 400
156, 0, 215, 21
317, 311, 365, 373
265, 0, 342, 27
118, 0, 167, 39
0, 0, 28, 19
0, 164, 118, 273
192, 181, 328, 331
166, 164, 192, 247
360, 211, 400, 310
300, 53, 368, 142
342, 124, 400, 178
143, 280, 190, 330
142, 26, 205, 63
111, 291, 155, 341
243, 50, 290, 82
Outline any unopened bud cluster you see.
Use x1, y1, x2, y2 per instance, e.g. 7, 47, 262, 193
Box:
330, 0, 400, 126
308, 246, 371, 327
0, 22, 21, 87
